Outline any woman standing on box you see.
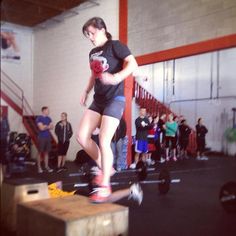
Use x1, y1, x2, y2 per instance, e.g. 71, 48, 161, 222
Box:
77, 17, 138, 203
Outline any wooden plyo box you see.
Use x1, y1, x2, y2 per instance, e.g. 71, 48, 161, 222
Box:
17, 195, 129, 236
1, 178, 49, 232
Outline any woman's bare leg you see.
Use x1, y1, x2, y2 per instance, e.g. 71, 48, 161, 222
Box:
106, 183, 143, 205
99, 115, 120, 186
107, 188, 130, 202
77, 109, 102, 167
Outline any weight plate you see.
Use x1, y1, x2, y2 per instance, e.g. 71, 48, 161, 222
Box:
136, 161, 147, 181
158, 169, 171, 194
219, 181, 236, 213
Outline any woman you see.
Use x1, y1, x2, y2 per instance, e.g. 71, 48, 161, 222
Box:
146, 116, 157, 166
165, 113, 178, 161
55, 112, 73, 172
77, 17, 138, 203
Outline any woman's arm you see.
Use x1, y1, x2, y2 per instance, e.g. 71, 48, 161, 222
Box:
114, 55, 138, 82
68, 123, 73, 138
84, 74, 96, 94
80, 74, 95, 106
100, 55, 138, 85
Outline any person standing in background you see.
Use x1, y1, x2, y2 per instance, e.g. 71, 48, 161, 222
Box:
55, 112, 73, 172
196, 117, 208, 161
130, 107, 150, 169
179, 119, 191, 159
154, 114, 166, 163
111, 117, 127, 171
0, 107, 10, 178
158, 114, 166, 145
36, 106, 53, 173
165, 113, 178, 161
146, 115, 157, 166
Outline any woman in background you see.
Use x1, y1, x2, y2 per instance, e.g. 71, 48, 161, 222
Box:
55, 112, 73, 172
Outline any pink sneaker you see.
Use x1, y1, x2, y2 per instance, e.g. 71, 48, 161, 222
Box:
89, 185, 111, 203
91, 166, 116, 186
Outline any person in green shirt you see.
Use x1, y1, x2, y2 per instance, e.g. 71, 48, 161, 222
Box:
165, 113, 178, 161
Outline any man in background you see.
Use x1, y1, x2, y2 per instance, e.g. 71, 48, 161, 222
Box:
36, 106, 53, 173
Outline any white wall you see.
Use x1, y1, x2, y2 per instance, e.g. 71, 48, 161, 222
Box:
128, 0, 236, 56
33, 0, 119, 160
2, 0, 235, 159
1, 23, 34, 108
134, 47, 236, 155
1, 23, 34, 155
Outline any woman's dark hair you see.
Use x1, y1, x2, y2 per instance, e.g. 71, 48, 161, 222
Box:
173, 115, 178, 121
198, 118, 202, 124
82, 17, 112, 40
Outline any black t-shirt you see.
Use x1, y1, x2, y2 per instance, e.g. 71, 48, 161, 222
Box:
196, 124, 208, 139
89, 40, 131, 105
135, 116, 150, 141
158, 119, 166, 133
179, 124, 191, 139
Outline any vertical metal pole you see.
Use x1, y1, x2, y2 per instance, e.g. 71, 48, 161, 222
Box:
172, 59, 175, 97
232, 108, 236, 128
210, 53, 213, 99
216, 51, 220, 99
163, 62, 166, 105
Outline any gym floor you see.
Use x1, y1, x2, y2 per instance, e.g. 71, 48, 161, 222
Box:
2, 154, 236, 236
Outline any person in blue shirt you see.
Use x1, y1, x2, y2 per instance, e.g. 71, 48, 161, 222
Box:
36, 106, 53, 173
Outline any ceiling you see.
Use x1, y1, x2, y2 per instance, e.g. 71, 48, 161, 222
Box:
1, 0, 98, 27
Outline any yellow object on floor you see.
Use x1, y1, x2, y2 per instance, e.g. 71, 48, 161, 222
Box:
48, 182, 75, 198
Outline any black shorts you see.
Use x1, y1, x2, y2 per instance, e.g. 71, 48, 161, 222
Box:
179, 138, 189, 150
89, 98, 125, 120
165, 136, 177, 149
57, 141, 70, 156
196, 138, 205, 152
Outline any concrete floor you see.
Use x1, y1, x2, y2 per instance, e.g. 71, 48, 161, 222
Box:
1, 155, 236, 236
127, 157, 236, 236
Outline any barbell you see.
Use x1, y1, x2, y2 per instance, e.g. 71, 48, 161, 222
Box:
70, 160, 157, 181
73, 168, 180, 194
219, 181, 236, 213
